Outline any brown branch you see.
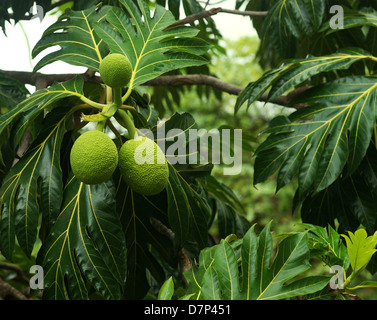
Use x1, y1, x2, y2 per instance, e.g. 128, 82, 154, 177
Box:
144, 74, 308, 108
165, 7, 268, 30
1, 70, 101, 87
145, 74, 243, 95
0, 278, 28, 300
0, 69, 306, 108
150, 217, 193, 276
0, 262, 29, 285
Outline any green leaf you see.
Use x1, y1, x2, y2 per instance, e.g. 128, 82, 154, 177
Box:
186, 222, 329, 300
342, 229, 377, 274
93, 0, 209, 88
0, 109, 67, 259
298, 142, 377, 235
321, 7, 377, 35
204, 239, 240, 300
254, 76, 377, 194
347, 281, 377, 290
299, 223, 350, 270
0, 72, 29, 111
116, 172, 173, 299
32, 6, 111, 72
152, 112, 211, 248
0, 77, 86, 149
167, 164, 210, 249
199, 176, 249, 239
39, 176, 126, 300
236, 48, 375, 112
158, 276, 174, 300
261, 0, 326, 57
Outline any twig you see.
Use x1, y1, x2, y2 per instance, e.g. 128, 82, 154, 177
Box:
150, 217, 193, 276
0, 278, 28, 300
0, 69, 306, 108
0, 262, 29, 285
1, 70, 101, 87
165, 7, 268, 30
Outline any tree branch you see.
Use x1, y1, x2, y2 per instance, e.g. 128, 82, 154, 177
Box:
165, 7, 268, 30
0, 262, 29, 285
0, 278, 28, 300
0, 69, 306, 108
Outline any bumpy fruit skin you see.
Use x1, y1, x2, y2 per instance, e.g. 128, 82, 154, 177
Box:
118, 136, 169, 196
99, 53, 132, 88
70, 130, 118, 185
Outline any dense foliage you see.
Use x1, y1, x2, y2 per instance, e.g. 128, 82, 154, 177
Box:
1, 0, 377, 300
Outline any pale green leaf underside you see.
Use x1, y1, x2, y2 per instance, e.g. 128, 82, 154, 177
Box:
342, 229, 377, 273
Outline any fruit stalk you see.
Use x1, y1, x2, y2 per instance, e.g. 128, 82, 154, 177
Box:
96, 119, 106, 132
116, 109, 137, 139
113, 87, 123, 107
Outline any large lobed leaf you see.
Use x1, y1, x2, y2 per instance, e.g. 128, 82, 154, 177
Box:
93, 0, 209, 88
253, 75, 377, 195
185, 222, 329, 300
0, 109, 67, 259
32, 6, 111, 72
235, 47, 377, 113
261, 0, 326, 58
116, 112, 213, 298
297, 144, 377, 236
32, 0, 210, 87
0, 72, 29, 111
0, 77, 86, 150
39, 176, 126, 300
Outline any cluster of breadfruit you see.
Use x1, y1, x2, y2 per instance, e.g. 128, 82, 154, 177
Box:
69, 53, 169, 196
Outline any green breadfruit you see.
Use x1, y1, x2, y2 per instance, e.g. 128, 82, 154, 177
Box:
99, 53, 132, 88
119, 136, 169, 196
70, 130, 118, 184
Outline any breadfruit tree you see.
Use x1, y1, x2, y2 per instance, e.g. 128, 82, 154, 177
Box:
1, 0, 377, 301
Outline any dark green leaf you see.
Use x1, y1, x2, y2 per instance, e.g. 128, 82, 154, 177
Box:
0, 72, 29, 111
32, 6, 111, 72
93, 0, 210, 88
0, 77, 86, 149
254, 76, 377, 194
39, 177, 126, 300
185, 223, 329, 300
0, 109, 67, 259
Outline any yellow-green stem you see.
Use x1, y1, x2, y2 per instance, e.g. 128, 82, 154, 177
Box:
113, 87, 123, 107
96, 120, 106, 132
122, 86, 132, 103
116, 109, 137, 139
79, 95, 108, 110
343, 270, 358, 289
106, 86, 113, 104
